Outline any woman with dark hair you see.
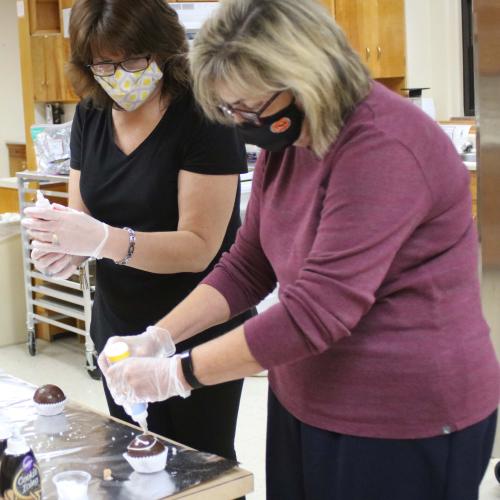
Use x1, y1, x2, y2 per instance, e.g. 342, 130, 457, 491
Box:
23, 0, 252, 462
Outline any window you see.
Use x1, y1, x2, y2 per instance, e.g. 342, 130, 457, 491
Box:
462, 0, 475, 116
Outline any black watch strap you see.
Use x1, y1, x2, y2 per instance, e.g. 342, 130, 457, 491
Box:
179, 349, 204, 390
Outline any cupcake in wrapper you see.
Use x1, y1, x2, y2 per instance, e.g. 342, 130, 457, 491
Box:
33, 384, 66, 416
123, 434, 167, 474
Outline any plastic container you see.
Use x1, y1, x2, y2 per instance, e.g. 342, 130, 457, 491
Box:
52, 470, 91, 499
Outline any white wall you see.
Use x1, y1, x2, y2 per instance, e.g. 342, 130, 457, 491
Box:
405, 0, 465, 120
0, 0, 25, 178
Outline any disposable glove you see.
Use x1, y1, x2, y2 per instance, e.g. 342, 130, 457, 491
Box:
98, 326, 176, 378
106, 355, 191, 405
31, 248, 87, 279
22, 203, 109, 258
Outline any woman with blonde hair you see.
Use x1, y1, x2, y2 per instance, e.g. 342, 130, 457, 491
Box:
99, 0, 499, 498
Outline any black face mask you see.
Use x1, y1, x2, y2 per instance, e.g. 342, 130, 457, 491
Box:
237, 100, 305, 152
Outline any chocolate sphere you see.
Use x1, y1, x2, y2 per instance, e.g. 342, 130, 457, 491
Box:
127, 434, 165, 458
33, 384, 66, 405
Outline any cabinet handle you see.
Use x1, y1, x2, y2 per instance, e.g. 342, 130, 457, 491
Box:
365, 47, 371, 59
377, 46, 382, 59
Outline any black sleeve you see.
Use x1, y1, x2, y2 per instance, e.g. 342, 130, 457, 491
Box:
70, 103, 84, 171
182, 110, 248, 176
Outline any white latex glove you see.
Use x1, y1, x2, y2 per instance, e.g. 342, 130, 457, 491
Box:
106, 355, 191, 405
98, 326, 176, 378
22, 203, 109, 258
31, 248, 87, 279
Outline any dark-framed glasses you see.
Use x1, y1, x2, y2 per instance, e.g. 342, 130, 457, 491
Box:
218, 91, 282, 126
86, 55, 151, 77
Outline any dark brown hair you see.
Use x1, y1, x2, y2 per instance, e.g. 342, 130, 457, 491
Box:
67, 0, 191, 108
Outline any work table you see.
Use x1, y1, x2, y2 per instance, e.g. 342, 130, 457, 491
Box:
0, 371, 253, 499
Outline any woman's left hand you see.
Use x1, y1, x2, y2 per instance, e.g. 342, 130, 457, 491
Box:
22, 204, 109, 258
106, 355, 191, 405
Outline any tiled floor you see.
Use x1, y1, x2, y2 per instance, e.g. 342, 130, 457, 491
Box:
0, 335, 498, 500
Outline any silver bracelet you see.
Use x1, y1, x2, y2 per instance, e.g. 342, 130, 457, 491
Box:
114, 227, 136, 266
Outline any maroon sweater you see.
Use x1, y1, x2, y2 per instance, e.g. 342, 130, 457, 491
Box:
203, 83, 499, 439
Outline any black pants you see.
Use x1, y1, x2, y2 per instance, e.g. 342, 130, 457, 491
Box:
103, 377, 243, 460
266, 389, 496, 500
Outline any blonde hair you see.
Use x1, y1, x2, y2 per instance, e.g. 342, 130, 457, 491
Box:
190, 0, 371, 157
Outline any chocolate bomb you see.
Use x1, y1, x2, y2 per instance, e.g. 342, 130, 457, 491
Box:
127, 434, 165, 458
33, 385, 66, 405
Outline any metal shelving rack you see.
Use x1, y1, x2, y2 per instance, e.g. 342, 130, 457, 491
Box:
16, 171, 99, 379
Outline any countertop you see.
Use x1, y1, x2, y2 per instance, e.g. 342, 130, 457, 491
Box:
0, 177, 18, 189
0, 159, 475, 192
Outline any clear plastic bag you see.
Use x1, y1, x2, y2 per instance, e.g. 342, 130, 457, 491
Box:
31, 121, 72, 175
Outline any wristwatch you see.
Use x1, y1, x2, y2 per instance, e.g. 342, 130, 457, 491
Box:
179, 349, 205, 390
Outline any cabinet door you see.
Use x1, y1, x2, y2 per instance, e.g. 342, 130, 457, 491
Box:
31, 35, 49, 101
31, 34, 77, 102
334, 0, 379, 74
376, 0, 405, 78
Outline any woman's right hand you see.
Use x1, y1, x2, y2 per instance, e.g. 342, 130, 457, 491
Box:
98, 326, 176, 377
31, 249, 87, 280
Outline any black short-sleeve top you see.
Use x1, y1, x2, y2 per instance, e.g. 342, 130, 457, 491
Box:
71, 92, 249, 351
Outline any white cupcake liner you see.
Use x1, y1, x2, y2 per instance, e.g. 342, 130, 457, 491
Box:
34, 399, 66, 416
123, 449, 168, 474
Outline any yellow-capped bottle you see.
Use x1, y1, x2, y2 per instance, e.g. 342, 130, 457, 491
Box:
105, 342, 149, 432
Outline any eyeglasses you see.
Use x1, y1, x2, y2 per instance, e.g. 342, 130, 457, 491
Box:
86, 55, 151, 77
218, 91, 282, 126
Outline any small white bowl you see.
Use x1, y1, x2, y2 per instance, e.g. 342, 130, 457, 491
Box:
52, 470, 91, 500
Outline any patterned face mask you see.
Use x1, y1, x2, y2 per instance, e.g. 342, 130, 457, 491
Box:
95, 61, 164, 111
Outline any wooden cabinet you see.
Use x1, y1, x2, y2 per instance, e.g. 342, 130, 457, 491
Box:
18, 0, 79, 169
469, 170, 477, 218
375, 0, 406, 78
28, 0, 77, 103
31, 34, 77, 102
0, 187, 19, 213
319, 0, 406, 93
6, 143, 27, 177
28, 0, 60, 33
334, 0, 405, 79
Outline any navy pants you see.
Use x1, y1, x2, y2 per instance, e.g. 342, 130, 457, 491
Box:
266, 390, 496, 500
